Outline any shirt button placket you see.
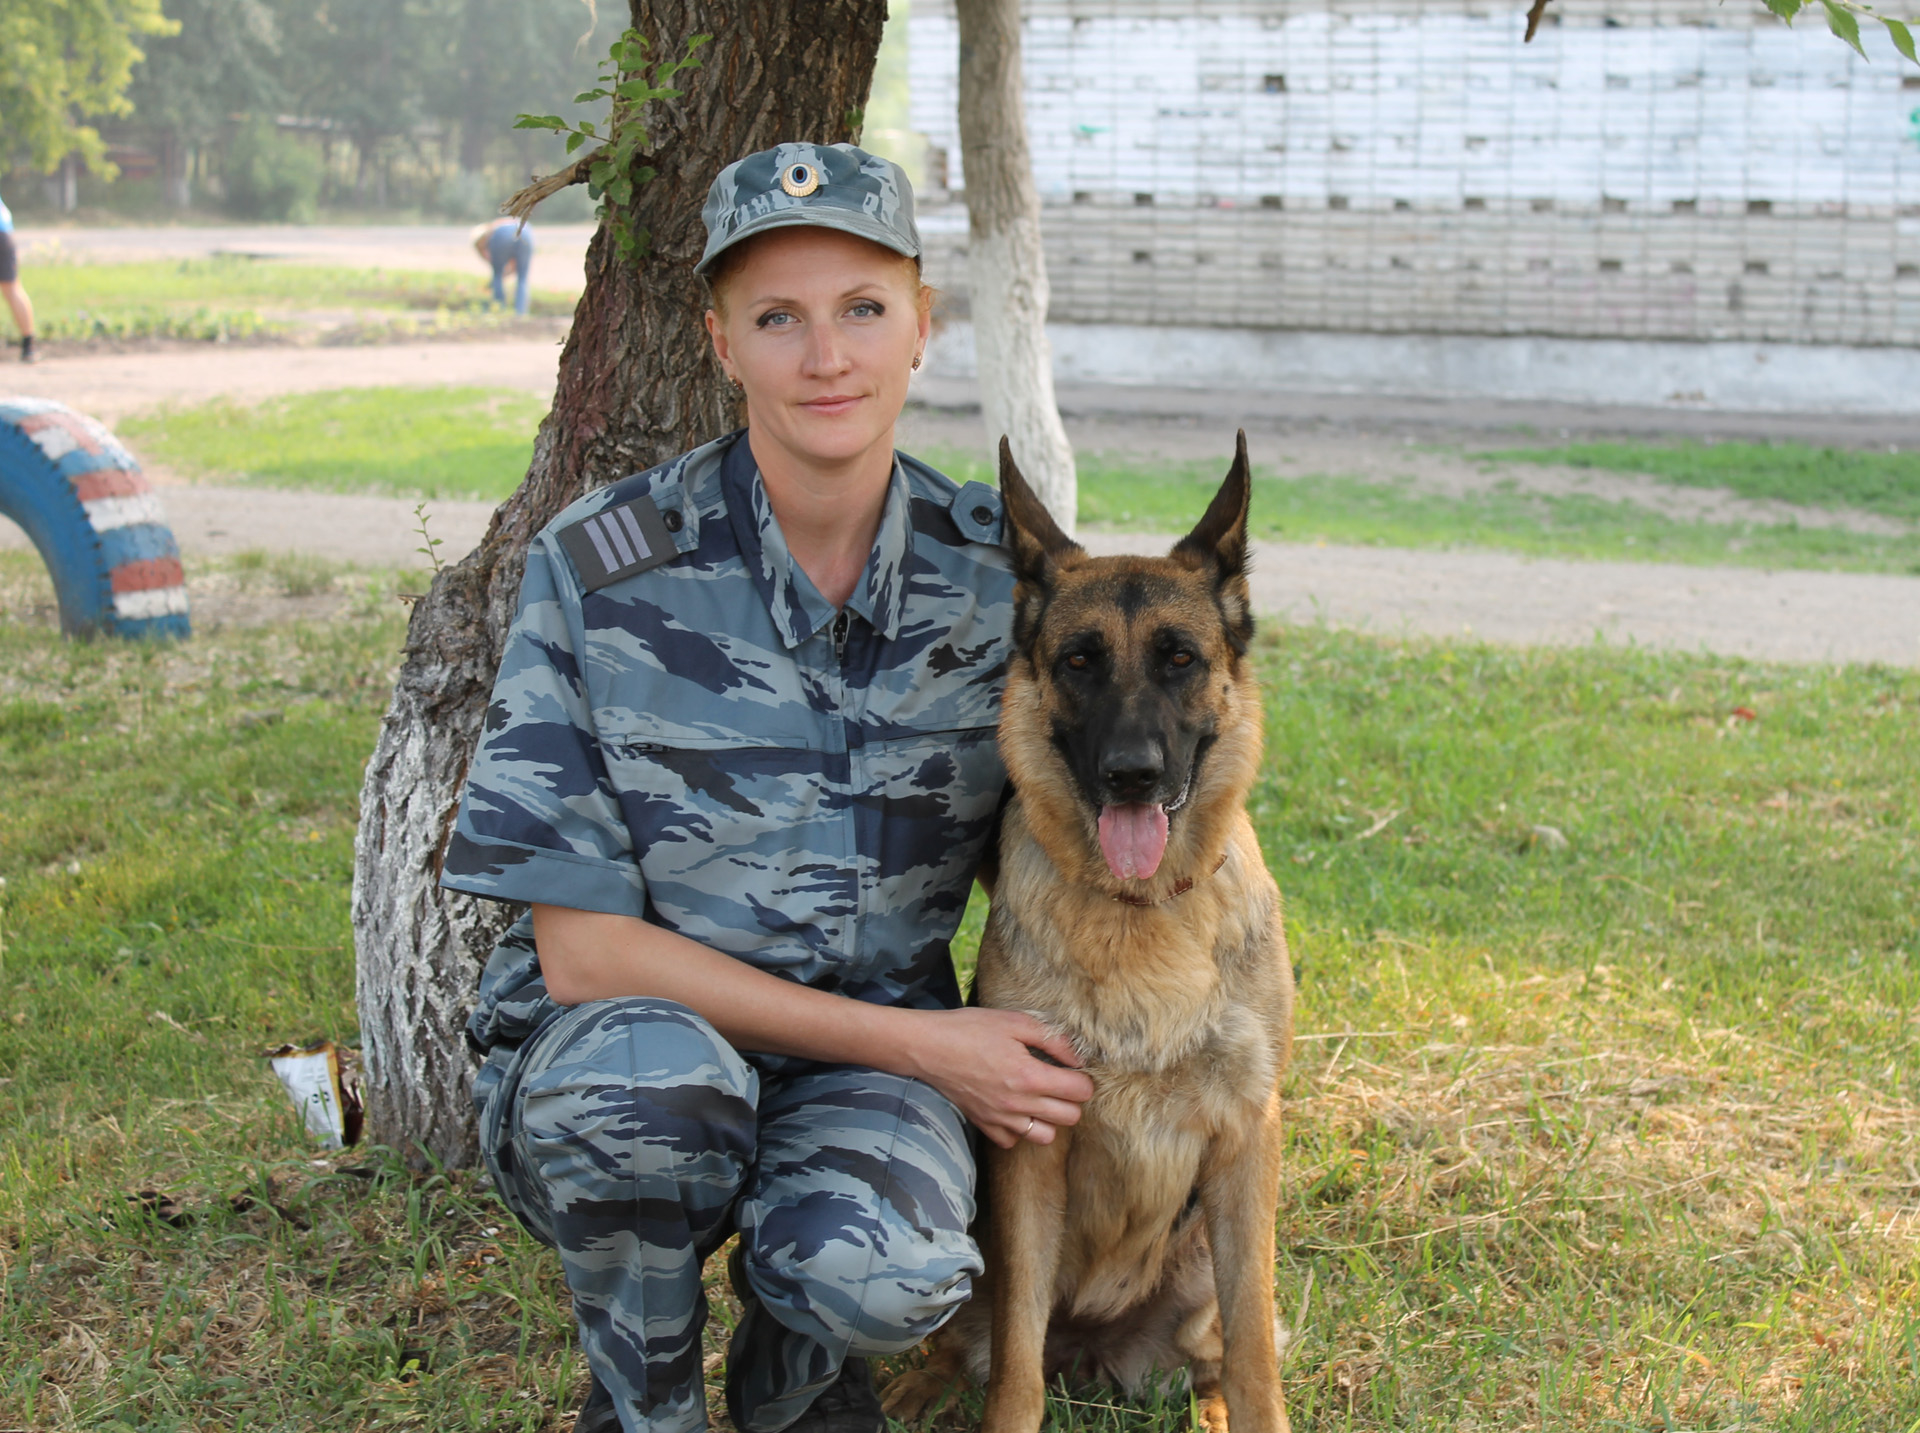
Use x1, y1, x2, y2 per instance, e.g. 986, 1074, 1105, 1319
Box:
834, 612, 868, 988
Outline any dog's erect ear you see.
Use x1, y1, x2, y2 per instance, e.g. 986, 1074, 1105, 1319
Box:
998, 436, 1082, 587
1171, 429, 1254, 651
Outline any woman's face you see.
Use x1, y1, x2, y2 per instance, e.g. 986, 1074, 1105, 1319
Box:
705, 227, 929, 472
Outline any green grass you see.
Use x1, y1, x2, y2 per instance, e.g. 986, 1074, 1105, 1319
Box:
26, 255, 577, 344
117, 393, 1920, 572
926, 447, 1920, 576
1484, 437, 1920, 525
3, 544, 1917, 1429
121, 386, 548, 501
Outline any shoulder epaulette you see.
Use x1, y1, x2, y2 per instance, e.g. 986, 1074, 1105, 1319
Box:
949, 481, 1004, 545
558, 494, 678, 592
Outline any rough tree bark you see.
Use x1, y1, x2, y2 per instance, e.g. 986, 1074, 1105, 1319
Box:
955, 0, 1077, 533
351, 0, 888, 1169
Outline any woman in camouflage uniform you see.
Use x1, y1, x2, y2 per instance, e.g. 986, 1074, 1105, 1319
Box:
441, 144, 1095, 1433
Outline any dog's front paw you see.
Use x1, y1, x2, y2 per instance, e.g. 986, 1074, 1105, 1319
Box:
878, 1368, 952, 1422
1196, 1393, 1231, 1433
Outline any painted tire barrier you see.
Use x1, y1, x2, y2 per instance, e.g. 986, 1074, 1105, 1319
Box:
0, 396, 190, 639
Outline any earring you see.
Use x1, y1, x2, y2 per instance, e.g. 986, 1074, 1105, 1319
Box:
911, 353, 922, 371
728, 373, 743, 391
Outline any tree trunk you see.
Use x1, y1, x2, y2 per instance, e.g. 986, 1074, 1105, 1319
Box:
955, 0, 1076, 533
351, 0, 888, 1170
162, 133, 192, 208
459, 115, 489, 175
51, 156, 79, 212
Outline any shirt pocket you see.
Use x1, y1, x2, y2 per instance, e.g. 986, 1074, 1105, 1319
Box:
600, 732, 838, 846
856, 724, 1006, 861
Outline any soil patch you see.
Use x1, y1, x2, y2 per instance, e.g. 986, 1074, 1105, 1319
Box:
0, 338, 562, 424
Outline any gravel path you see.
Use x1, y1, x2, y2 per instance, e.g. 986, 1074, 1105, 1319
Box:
1, 339, 1914, 665
0, 338, 562, 424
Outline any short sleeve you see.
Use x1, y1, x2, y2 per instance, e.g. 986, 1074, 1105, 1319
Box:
439, 531, 647, 917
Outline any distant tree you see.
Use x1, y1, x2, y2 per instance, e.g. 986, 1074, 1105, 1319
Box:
0, 0, 177, 175
432, 0, 622, 177
124, 0, 283, 206
268, 0, 433, 205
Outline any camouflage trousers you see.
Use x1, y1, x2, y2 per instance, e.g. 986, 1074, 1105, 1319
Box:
480, 997, 981, 1433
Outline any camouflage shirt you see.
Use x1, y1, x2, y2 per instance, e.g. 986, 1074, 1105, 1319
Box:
443, 430, 1014, 1067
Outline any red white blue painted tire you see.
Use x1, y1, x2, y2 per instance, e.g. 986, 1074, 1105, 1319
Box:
0, 396, 190, 639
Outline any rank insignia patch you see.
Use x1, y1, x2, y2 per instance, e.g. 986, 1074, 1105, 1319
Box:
559, 496, 679, 591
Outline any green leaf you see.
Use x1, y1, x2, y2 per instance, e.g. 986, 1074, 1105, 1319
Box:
565, 131, 587, 155
511, 113, 568, 132
617, 79, 668, 102
1886, 16, 1918, 60
1762, 0, 1802, 19
1822, 0, 1867, 55
573, 88, 610, 104
658, 38, 710, 82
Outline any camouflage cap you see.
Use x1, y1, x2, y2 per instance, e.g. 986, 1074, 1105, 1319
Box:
696, 142, 919, 276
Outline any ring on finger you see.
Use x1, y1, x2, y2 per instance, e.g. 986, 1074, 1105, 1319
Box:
1023, 1115, 1036, 1138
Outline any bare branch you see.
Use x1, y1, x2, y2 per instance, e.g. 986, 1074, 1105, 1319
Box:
502, 149, 607, 223
1524, 0, 1554, 42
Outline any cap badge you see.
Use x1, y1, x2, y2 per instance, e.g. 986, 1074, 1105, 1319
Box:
779, 161, 821, 198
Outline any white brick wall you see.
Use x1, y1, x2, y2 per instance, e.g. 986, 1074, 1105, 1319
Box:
907, 0, 1920, 344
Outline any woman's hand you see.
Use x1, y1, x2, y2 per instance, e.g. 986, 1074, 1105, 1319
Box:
893, 1007, 1095, 1149
531, 906, 1093, 1147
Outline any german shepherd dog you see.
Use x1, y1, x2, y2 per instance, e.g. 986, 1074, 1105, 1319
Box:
883, 433, 1295, 1433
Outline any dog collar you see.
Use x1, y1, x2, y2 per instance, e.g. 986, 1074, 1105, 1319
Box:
1111, 852, 1228, 907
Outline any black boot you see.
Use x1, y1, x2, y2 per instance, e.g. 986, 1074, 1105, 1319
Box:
19, 335, 36, 365
775, 1357, 884, 1433
724, 1245, 883, 1433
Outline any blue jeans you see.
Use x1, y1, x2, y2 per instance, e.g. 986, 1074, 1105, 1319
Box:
488, 222, 534, 315
480, 997, 981, 1433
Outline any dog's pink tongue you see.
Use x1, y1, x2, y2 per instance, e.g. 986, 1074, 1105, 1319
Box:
1098, 803, 1170, 882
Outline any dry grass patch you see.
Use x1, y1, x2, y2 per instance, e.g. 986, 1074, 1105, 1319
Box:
1276, 947, 1920, 1429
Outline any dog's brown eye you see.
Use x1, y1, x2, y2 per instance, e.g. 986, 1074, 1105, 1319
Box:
1066, 653, 1090, 670
1170, 651, 1194, 668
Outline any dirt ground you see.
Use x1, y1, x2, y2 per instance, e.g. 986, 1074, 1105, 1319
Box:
0, 338, 564, 423
2, 335, 1916, 665
19, 222, 596, 288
